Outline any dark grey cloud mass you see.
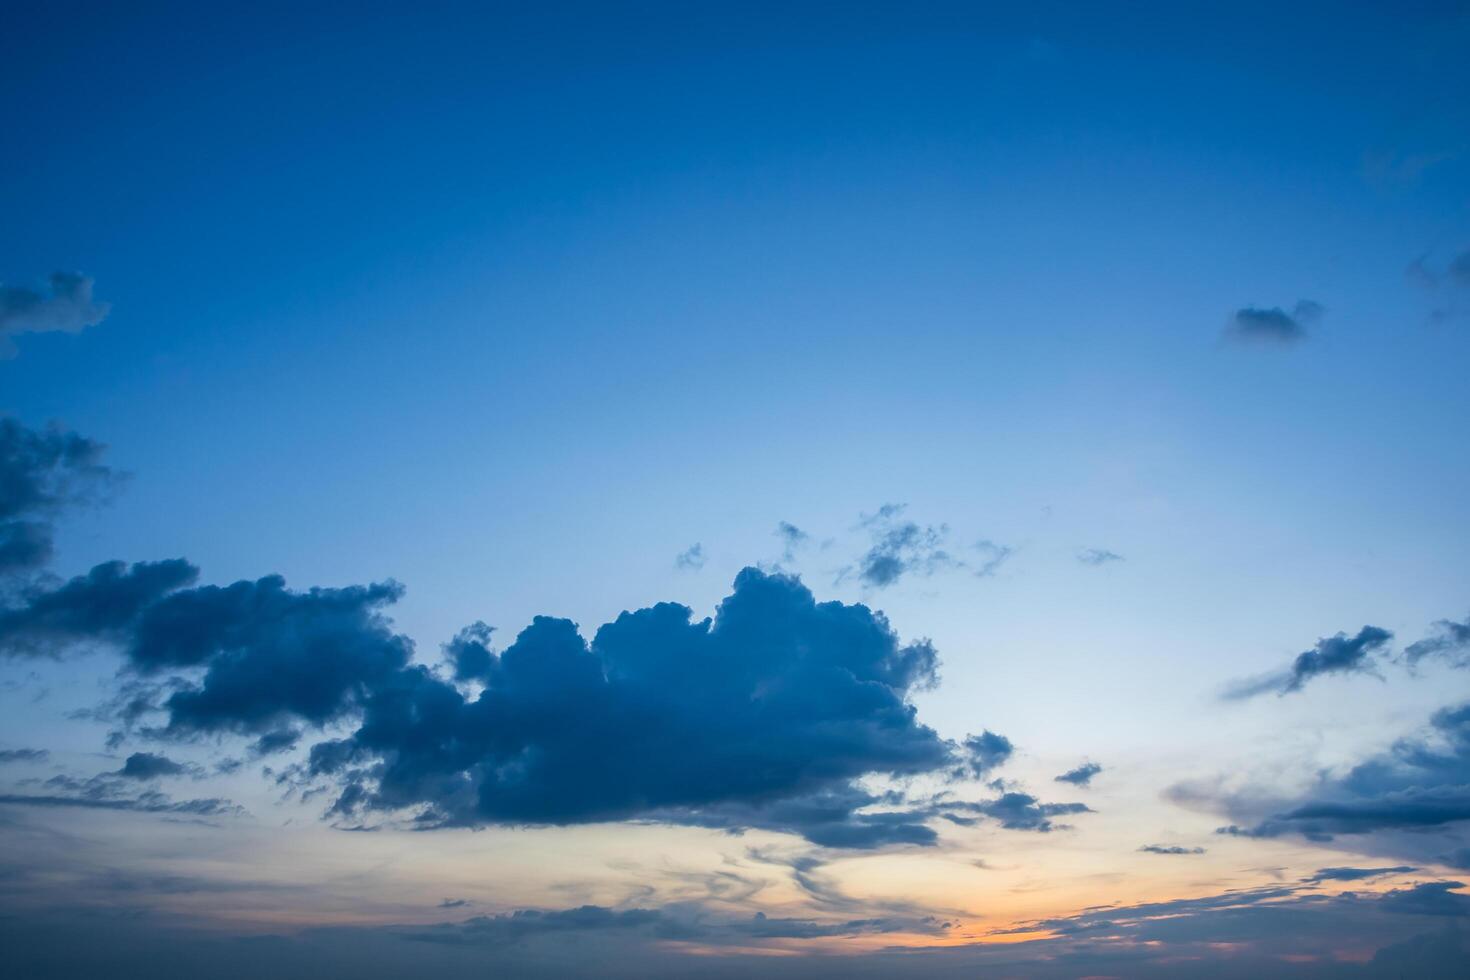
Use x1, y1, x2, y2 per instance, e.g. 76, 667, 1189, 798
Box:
2, 555, 1059, 848
1224, 299, 1323, 344
1139, 844, 1205, 855
0, 418, 117, 577
0, 748, 48, 764
0, 272, 110, 357
1223, 625, 1393, 699
1055, 762, 1102, 787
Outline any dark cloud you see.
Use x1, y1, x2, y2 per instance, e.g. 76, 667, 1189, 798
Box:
0, 791, 237, 817
948, 792, 1092, 832
1076, 548, 1124, 566
249, 729, 301, 757
134, 576, 411, 734
1224, 300, 1323, 345
437, 899, 471, 909
117, 752, 189, 780
852, 504, 955, 589
0, 748, 48, 763
1406, 615, 1470, 669
0, 418, 117, 577
0, 560, 199, 657
306, 569, 959, 846
960, 731, 1013, 778
0, 272, 110, 357
1139, 844, 1205, 855
1306, 867, 1417, 883
674, 543, 706, 571
442, 621, 495, 683
1223, 625, 1392, 699
1213, 701, 1470, 842
1055, 762, 1102, 787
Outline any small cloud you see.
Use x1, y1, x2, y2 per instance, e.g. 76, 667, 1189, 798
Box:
1054, 762, 1102, 787
1139, 844, 1205, 855
1224, 300, 1322, 345
438, 898, 472, 909
851, 504, 956, 589
960, 731, 1014, 779
973, 539, 1013, 578
674, 543, 706, 572
774, 522, 809, 561
1304, 866, 1415, 883
0, 272, 110, 357
0, 747, 49, 764
1406, 614, 1470, 669
1223, 625, 1392, 699
118, 752, 191, 780
1076, 548, 1123, 566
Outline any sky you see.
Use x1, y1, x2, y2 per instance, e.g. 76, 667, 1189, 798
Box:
2, 1, 1470, 976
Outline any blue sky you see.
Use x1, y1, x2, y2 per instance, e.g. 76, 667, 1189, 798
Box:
3, 3, 1470, 976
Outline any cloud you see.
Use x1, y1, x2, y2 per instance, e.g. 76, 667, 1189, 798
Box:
947, 792, 1092, 832
0, 418, 117, 577
972, 539, 1012, 578
1055, 762, 1102, 787
0, 748, 48, 764
1406, 615, 1470, 669
1077, 548, 1124, 566
442, 621, 495, 683
775, 521, 809, 561
0, 272, 110, 357
852, 504, 956, 589
1139, 844, 1205, 855
1306, 867, 1417, 883
674, 543, 706, 571
404, 900, 950, 948
1223, 625, 1393, 699
1224, 300, 1323, 345
117, 752, 190, 780
301, 568, 960, 846
960, 730, 1014, 778
1212, 701, 1470, 843
0, 559, 199, 658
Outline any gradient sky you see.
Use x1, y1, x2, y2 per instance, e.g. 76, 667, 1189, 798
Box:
3, 3, 1470, 977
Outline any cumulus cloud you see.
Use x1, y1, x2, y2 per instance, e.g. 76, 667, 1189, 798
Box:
961, 731, 1014, 778
1076, 548, 1123, 566
1224, 299, 1323, 345
0, 272, 110, 357
1055, 762, 1102, 787
1223, 625, 1393, 699
1139, 844, 1205, 855
0, 747, 48, 763
0, 559, 199, 658
304, 569, 957, 846
674, 543, 706, 571
0, 418, 117, 577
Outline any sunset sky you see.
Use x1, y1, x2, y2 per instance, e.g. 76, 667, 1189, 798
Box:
3, 3, 1470, 977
